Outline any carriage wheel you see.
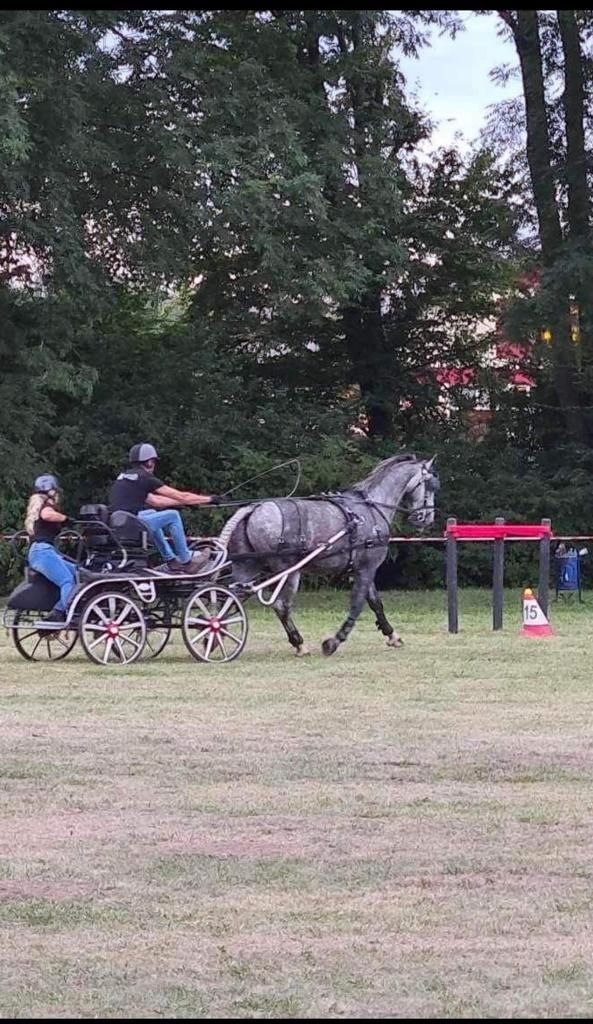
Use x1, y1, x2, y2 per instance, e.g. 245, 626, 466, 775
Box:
182, 585, 248, 664
12, 610, 77, 662
79, 592, 146, 666
142, 601, 172, 660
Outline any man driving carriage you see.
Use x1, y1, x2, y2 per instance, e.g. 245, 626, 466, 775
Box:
108, 443, 221, 574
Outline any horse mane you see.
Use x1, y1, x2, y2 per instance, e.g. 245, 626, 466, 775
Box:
352, 452, 418, 491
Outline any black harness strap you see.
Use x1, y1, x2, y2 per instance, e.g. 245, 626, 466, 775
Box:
314, 494, 364, 572
238, 492, 399, 573
275, 498, 308, 558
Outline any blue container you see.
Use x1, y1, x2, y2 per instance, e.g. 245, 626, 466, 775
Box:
555, 550, 580, 593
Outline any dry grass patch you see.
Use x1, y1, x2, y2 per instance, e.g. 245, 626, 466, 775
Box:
2, 588, 593, 1017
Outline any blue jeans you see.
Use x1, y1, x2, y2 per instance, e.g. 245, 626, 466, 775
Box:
137, 509, 191, 564
28, 542, 77, 611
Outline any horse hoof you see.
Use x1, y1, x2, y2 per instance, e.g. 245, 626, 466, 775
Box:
386, 634, 404, 648
295, 645, 311, 657
322, 637, 339, 657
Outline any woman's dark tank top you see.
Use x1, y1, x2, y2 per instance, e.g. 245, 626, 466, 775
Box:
31, 508, 63, 545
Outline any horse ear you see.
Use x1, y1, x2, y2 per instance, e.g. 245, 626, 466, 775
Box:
425, 455, 436, 470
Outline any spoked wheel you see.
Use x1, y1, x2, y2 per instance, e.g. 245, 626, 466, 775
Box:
142, 601, 173, 660
182, 585, 248, 664
79, 592, 146, 666
12, 610, 77, 662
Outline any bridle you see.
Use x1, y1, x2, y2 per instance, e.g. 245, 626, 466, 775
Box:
350, 463, 440, 526
403, 465, 440, 526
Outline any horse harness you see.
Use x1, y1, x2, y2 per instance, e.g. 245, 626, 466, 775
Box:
240, 465, 439, 570
267, 495, 384, 572
273, 498, 308, 558
310, 493, 390, 571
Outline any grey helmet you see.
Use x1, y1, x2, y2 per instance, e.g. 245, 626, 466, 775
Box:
34, 474, 59, 494
128, 442, 159, 464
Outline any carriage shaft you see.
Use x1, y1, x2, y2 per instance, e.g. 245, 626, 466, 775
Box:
249, 527, 349, 605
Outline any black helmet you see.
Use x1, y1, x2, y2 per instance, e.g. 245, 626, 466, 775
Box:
128, 442, 159, 464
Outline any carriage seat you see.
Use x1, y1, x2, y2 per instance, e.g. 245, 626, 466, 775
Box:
77, 504, 149, 570
108, 510, 148, 550
78, 504, 112, 550
79, 503, 109, 523
8, 576, 60, 612
78, 504, 148, 550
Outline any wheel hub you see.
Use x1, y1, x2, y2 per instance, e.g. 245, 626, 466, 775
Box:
209, 618, 221, 632
107, 622, 120, 637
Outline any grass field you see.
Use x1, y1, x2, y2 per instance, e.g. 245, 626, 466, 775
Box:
2, 588, 593, 1019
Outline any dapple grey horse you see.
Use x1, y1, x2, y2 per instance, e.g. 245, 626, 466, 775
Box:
218, 453, 439, 656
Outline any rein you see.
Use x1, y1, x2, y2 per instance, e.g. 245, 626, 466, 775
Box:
218, 459, 301, 504
323, 462, 440, 526
212, 459, 438, 530
348, 488, 435, 525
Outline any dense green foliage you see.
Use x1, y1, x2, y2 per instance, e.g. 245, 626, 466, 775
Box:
1, 10, 593, 591
485, 10, 593, 445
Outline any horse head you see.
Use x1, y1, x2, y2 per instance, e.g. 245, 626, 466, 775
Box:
402, 455, 440, 530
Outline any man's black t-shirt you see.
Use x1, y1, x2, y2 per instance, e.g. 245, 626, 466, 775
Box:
108, 469, 165, 515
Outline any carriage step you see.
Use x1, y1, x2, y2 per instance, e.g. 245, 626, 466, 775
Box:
34, 615, 70, 631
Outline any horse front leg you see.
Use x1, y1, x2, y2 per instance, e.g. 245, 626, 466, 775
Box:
322, 571, 370, 656
272, 572, 310, 657
367, 581, 403, 648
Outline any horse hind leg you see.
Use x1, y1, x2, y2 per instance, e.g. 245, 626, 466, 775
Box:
272, 572, 310, 657
367, 581, 403, 649
322, 571, 370, 656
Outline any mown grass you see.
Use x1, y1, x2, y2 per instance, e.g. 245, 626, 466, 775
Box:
1, 587, 593, 1018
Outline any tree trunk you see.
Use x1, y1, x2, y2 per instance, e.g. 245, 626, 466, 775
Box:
509, 11, 563, 258
500, 9, 584, 441
557, 9, 589, 242
339, 14, 397, 439
343, 295, 395, 439
556, 9, 593, 439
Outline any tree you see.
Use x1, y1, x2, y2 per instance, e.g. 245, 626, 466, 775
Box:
491, 10, 593, 445
143, 9, 463, 439
381, 146, 520, 438
0, 8, 521, 533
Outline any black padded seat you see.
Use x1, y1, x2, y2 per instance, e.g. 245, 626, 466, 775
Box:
78, 504, 112, 550
7, 577, 59, 611
108, 510, 148, 549
79, 503, 109, 523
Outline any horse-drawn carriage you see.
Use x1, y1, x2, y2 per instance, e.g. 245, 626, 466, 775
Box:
3, 453, 439, 667
3, 504, 248, 666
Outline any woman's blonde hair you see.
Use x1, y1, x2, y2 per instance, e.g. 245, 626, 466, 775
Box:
24, 493, 56, 537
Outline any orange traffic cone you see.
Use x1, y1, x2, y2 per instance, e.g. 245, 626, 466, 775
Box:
521, 588, 554, 637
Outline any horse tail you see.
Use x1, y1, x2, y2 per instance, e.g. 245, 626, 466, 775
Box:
218, 504, 255, 551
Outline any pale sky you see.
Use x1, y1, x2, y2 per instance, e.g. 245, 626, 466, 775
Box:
397, 10, 521, 151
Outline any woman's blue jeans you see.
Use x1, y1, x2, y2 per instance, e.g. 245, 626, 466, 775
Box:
137, 509, 192, 564
28, 542, 77, 611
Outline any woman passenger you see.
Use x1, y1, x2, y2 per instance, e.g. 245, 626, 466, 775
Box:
25, 474, 76, 625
